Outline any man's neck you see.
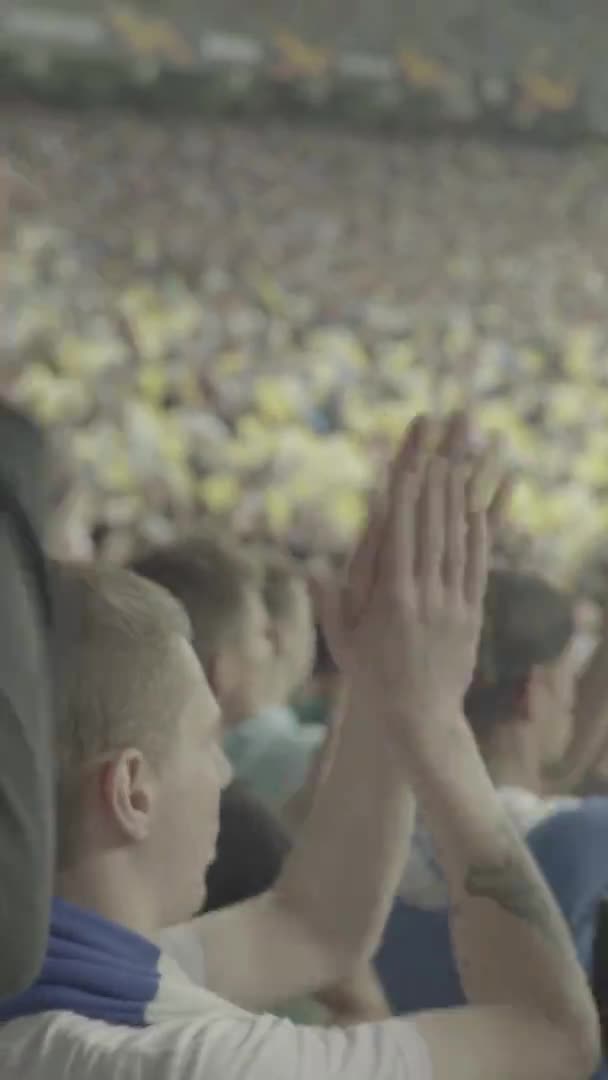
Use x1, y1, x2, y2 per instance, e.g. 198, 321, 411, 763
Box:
56, 855, 158, 942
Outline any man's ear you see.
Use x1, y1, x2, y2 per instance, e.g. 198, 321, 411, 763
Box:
100, 749, 155, 843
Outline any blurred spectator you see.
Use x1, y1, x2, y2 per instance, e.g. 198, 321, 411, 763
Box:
204, 780, 290, 915
402, 569, 581, 909
261, 548, 316, 708
133, 535, 326, 812
132, 532, 273, 737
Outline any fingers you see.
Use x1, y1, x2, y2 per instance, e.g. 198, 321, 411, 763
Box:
444, 465, 468, 594
465, 502, 490, 609
375, 412, 495, 613
389, 414, 437, 487
382, 415, 435, 586
419, 458, 447, 596
438, 411, 471, 462
343, 486, 387, 622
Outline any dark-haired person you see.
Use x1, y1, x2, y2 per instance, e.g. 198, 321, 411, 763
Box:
550, 585, 608, 797
377, 569, 608, 1049
204, 780, 290, 915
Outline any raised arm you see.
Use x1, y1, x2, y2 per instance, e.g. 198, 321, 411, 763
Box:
192, 422, 448, 1010
389, 437, 600, 1080
197, 667, 415, 1009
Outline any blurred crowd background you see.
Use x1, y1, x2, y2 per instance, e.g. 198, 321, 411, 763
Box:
3, 2, 608, 586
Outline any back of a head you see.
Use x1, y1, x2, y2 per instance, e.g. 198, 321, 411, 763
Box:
51, 561, 192, 864
464, 568, 575, 736
131, 533, 260, 672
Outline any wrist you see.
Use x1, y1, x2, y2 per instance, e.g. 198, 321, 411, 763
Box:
396, 712, 487, 790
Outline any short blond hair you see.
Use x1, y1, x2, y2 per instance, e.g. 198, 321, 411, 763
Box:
131, 533, 260, 670
53, 562, 192, 859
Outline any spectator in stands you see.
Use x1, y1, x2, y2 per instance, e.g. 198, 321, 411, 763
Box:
262, 549, 316, 714
232, 547, 325, 811
204, 780, 290, 914
377, 568, 608, 1042
403, 568, 580, 909
136, 539, 385, 1014
132, 531, 273, 741
550, 581, 608, 797
0, 414, 599, 1080
133, 539, 325, 812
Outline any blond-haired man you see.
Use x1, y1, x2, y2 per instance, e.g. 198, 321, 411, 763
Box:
0, 417, 599, 1080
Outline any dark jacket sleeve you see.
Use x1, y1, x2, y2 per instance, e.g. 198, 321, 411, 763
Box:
0, 405, 54, 997
203, 780, 291, 914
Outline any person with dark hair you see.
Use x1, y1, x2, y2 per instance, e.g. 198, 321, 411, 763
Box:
204, 780, 290, 915
397, 568, 580, 910
377, 568, 608, 1061
464, 569, 576, 791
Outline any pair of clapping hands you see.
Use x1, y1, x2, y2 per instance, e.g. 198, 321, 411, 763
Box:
318, 412, 512, 753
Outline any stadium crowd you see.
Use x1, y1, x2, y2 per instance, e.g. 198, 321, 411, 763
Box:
2, 110, 608, 1079
3, 104, 608, 579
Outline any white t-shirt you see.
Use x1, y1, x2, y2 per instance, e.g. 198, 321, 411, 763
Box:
0, 941, 432, 1080
0, 1001, 431, 1080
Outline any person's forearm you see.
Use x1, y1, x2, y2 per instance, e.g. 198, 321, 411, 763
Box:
275, 677, 415, 969
409, 716, 599, 1049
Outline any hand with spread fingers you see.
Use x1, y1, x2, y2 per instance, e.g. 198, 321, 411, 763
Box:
319, 412, 508, 738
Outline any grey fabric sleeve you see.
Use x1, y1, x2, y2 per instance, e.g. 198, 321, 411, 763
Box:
0, 407, 54, 996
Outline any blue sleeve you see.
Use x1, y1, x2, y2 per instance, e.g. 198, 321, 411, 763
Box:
527, 799, 608, 976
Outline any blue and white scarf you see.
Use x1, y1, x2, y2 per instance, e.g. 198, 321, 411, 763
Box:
0, 898, 237, 1028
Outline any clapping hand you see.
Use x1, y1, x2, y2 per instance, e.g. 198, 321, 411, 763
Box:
318, 412, 510, 748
